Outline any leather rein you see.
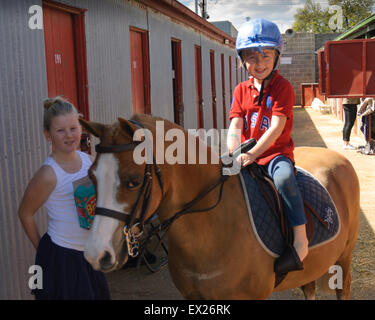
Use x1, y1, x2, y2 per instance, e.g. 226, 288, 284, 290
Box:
93, 120, 229, 259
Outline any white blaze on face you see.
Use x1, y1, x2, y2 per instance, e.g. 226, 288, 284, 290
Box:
84, 153, 129, 269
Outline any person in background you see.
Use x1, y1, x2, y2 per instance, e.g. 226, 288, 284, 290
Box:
18, 97, 110, 300
342, 97, 360, 150
357, 98, 375, 155
227, 18, 308, 274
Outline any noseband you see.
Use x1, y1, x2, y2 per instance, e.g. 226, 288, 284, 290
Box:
93, 120, 229, 259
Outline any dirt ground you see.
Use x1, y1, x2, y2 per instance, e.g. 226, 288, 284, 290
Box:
105, 107, 375, 300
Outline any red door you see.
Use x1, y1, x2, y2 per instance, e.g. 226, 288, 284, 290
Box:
130, 28, 150, 114
172, 39, 183, 126
43, 2, 89, 151
210, 50, 217, 129
318, 50, 326, 95
221, 54, 227, 128
43, 4, 79, 109
195, 46, 204, 128
229, 56, 233, 106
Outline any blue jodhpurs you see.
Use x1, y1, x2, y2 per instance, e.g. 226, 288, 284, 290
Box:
263, 155, 307, 227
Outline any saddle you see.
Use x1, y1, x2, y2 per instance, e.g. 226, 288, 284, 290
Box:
246, 163, 330, 287
247, 163, 329, 244
226, 140, 339, 287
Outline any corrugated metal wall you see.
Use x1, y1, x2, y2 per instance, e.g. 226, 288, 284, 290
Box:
0, 0, 240, 299
0, 0, 49, 300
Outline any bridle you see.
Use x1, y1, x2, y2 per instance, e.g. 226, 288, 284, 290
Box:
93, 120, 229, 259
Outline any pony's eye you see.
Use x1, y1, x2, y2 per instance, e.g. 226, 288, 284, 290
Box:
121, 173, 142, 189
126, 180, 140, 189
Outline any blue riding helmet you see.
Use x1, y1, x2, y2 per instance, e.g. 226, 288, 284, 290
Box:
236, 19, 284, 105
236, 18, 283, 59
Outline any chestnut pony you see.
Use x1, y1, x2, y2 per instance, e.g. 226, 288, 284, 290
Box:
80, 114, 360, 300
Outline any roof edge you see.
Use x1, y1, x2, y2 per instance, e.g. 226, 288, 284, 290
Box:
334, 13, 375, 40
136, 0, 236, 47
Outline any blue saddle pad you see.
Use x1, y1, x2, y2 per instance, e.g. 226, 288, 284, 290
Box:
239, 166, 340, 257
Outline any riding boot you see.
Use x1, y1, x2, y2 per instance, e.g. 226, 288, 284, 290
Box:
274, 244, 304, 274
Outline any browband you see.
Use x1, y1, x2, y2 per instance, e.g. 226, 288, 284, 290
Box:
95, 142, 141, 153
95, 119, 144, 154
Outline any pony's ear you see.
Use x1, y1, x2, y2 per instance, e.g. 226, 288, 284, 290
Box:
79, 118, 105, 137
118, 117, 139, 136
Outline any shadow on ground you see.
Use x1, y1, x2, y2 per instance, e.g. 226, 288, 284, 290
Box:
292, 107, 327, 148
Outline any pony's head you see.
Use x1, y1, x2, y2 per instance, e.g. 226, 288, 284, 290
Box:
80, 115, 164, 272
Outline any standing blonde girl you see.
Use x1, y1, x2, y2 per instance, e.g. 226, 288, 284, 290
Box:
18, 97, 110, 300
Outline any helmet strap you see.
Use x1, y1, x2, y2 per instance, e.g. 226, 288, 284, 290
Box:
257, 70, 274, 106
257, 50, 280, 106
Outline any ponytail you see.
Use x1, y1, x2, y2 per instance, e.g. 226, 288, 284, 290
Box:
43, 97, 79, 131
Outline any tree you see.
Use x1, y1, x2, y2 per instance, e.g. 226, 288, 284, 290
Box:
293, 0, 331, 33
293, 0, 374, 33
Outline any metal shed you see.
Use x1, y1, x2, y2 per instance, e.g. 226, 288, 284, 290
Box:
0, 0, 244, 299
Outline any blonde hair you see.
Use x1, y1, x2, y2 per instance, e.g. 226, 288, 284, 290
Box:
43, 97, 79, 131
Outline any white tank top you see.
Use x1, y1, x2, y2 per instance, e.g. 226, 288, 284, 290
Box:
43, 151, 92, 251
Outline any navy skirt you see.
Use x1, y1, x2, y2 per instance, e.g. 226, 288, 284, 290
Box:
32, 233, 111, 300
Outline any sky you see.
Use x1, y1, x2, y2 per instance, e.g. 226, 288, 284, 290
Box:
177, 0, 331, 33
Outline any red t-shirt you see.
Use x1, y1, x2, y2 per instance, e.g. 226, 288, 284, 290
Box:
229, 70, 295, 165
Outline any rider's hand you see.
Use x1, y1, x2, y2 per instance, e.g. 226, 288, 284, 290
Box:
236, 152, 256, 167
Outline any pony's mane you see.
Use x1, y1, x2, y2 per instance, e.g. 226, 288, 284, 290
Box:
129, 113, 219, 162
131, 113, 186, 133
